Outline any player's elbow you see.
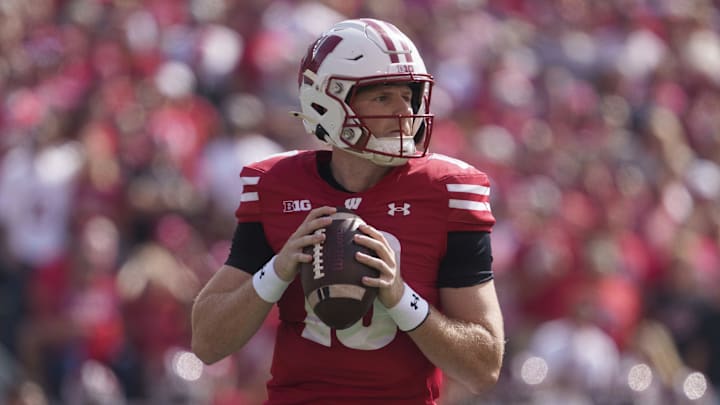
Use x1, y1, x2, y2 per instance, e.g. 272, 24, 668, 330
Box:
466, 366, 501, 394
191, 336, 223, 365
191, 319, 213, 364
191, 319, 229, 365
465, 341, 504, 394
191, 299, 227, 365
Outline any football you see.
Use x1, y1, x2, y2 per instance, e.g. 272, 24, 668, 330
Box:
300, 208, 379, 329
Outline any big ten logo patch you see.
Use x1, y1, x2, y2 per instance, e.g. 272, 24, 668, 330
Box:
283, 199, 312, 213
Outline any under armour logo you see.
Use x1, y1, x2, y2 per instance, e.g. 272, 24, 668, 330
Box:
388, 202, 411, 216
410, 293, 419, 310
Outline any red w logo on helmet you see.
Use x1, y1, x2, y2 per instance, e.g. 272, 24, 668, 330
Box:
298, 34, 343, 87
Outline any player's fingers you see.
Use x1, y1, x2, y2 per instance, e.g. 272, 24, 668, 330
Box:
305, 205, 337, 223
276, 244, 318, 275
358, 224, 389, 245
353, 233, 394, 264
355, 251, 384, 267
308, 215, 334, 232
293, 206, 336, 237
279, 238, 320, 271
356, 225, 395, 262
361, 275, 392, 289
289, 230, 326, 250
278, 225, 327, 267
294, 251, 314, 263
355, 252, 394, 283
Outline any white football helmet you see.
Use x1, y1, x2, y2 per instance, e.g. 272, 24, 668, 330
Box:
294, 18, 434, 166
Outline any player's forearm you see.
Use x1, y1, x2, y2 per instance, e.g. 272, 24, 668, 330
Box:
409, 309, 505, 394
191, 282, 272, 364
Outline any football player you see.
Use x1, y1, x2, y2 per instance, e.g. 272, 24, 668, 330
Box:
191, 18, 505, 404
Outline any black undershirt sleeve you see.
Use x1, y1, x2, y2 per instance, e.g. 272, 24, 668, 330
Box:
437, 231, 494, 288
224, 222, 274, 274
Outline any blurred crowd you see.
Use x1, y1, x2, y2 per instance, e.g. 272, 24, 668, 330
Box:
1, 0, 719, 404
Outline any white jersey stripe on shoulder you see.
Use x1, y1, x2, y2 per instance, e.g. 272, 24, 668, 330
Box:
428, 154, 472, 170
241, 192, 259, 202
449, 199, 491, 212
241, 176, 260, 185
261, 150, 299, 161
446, 184, 490, 196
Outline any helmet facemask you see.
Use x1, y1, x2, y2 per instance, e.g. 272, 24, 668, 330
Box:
335, 77, 434, 166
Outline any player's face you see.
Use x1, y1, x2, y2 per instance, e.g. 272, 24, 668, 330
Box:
350, 84, 414, 138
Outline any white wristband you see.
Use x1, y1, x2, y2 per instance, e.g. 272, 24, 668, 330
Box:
386, 283, 430, 332
252, 256, 290, 303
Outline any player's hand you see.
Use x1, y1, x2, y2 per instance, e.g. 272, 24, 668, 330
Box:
354, 224, 405, 308
274, 206, 336, 281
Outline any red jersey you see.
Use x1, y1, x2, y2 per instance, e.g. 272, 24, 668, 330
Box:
235, 150, 495, 404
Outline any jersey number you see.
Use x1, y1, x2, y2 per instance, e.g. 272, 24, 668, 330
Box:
300, 232, 401, 350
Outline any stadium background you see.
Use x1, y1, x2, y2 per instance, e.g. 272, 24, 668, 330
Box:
0, 0, 718, 403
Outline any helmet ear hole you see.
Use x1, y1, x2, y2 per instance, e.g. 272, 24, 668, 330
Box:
311, 103, 327, 115
315, 125, 329, 142
311, 104, 329, 141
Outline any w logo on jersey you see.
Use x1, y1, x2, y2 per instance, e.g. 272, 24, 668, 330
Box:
387, 202, 411, 216
344, 197, 362, 210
